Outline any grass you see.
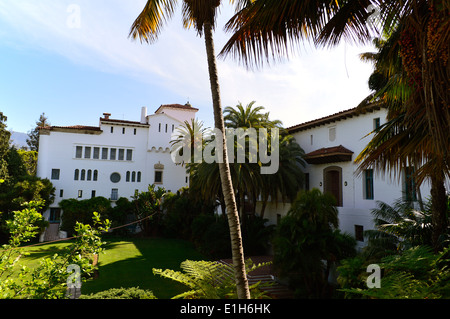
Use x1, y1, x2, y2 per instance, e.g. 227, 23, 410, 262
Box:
13, 236, 208, 299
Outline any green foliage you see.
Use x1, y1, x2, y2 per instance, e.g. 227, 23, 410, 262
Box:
80, 287, 157, 299
191, 214, 231, 259
153, 259, 271, 299
133, 184, 166, 236
340, 246, 450, 299
60, 197, 111, 236
272, 189, 356, 298
0, 207, 110, 299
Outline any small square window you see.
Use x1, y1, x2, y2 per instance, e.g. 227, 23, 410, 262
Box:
355, 225, 364, 242
78, 190, 83, 198
60, 189, 64, 197
154, 171, 163, 184
110, 148, 116, 160
84, 147, 91, 159
126, 149, 133, 161
102, 148, 108, 160
75, 146, 83, 158
51, 169, 60, 180
91, 190, 96, 198
373, 118, 381, 130
364, 169, 374, 200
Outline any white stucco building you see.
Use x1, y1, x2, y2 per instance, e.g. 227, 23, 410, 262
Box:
261, 104, 440, 248
36, 103, 198, 239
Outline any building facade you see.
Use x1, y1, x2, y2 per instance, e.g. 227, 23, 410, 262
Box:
36, 104, 197, 238
261, 104, 439, 248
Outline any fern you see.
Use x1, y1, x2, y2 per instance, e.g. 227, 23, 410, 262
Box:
153, 259, 272, 299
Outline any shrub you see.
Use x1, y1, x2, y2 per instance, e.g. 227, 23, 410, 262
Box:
80, 287, 157, 299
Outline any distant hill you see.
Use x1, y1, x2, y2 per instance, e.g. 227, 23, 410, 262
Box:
10, 131, 29, 150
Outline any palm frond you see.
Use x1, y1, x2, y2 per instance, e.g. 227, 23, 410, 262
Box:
129, 0, 179, 43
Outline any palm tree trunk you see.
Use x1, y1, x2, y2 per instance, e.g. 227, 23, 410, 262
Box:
203, 21, 250, 299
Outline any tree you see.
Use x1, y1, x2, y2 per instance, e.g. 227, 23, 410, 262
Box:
27, 112, 50, 151
220, 0, 449, 252
273, 189, 356, 298
0, 201, 110, 299
129, 0, 251, 298
0, 112, 10, 181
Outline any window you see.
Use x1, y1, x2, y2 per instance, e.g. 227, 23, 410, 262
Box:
355, 225, 364, 242
60, 189, 64, 198
310, 135, 313, 145
91, 190, 96, 198
404, 167, 417, 201
93, 170, 98, 181
329, 126, 336, 142
110, 148, 116, 160
165, 124, 168, 133
76, 146, 83, 158
102, 148, 108, 160
93, 147, 100, 159
87, 169, 92, 181
122, 127, 125, 134
49, 208, 61, 223
51, 169, 60, 180
158, 123, 161, 132
84, 147, 91, 159
111, 189, 119, 201
110, 127, 114, 133
132, 171, 136, 182
126, 149, 133, 161
110, 172, 121, 183
172, 125, 175, 132
74, 169, 79, 181
373, 118, 381, 130
118, 149, 124, 161
154, 171, 163, 184
126, 171, 130, 182
364, 169, 374, 200
78, 190, 83, 198
304, 173, 310, 191
137, 172, 141, 183
81, 169, 86, 181
134, 128, 137, 135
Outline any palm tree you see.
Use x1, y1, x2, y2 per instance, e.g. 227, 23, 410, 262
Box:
129, 0, 250, 298
219, 0, 449, 252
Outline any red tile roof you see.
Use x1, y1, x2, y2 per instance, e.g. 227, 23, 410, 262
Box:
39, 125, 102, 132
288, 103, 385, 133
154, 103, 199, 114
304, 145, 354, 164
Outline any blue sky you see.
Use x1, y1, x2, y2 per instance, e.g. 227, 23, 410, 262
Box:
0, 0, 375, 134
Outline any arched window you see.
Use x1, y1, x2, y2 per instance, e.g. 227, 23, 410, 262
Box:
81, 169, 86, 181
137, 171, 141, 183
93, 170, 98, 181
74, 169, 79, 181
126, 171, 130, 182
87, 170, 92, 181
132, 171, 136, 182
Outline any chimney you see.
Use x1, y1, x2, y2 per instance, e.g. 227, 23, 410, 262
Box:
103, 113, 111, 120
140, 107, 148, 124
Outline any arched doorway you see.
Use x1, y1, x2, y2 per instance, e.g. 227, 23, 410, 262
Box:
323, 166, 342, 207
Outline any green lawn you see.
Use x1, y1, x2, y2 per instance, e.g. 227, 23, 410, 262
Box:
17, 237, 208, 299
